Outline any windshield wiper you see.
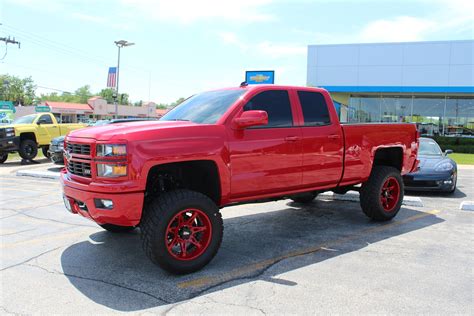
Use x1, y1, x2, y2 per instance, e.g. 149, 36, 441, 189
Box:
169, 118, 190, 121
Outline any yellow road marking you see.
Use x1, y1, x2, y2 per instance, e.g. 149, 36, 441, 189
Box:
178, 210, 441, 289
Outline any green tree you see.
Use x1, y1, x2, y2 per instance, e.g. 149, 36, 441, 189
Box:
74, 85, 93, 104
155, 97, 186, 109
99, 88, 129, 105
0, 74, 37, 105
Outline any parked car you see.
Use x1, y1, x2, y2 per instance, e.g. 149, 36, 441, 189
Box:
49, 118, 156, 164
0, 113, 85, 163
61, 85, 419, 274
403, 137, 457, 193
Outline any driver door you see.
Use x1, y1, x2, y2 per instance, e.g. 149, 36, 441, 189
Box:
36, 114, 60, 144
227, 89, 303, 199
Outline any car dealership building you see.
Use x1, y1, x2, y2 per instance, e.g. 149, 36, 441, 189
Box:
307, 40, 474, 136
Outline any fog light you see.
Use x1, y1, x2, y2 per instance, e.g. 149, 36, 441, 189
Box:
94, 198, 114, 209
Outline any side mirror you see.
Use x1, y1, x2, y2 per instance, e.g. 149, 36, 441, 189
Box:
37, 119, 46, 125
233, 110, 268, 129
444, 149, 453, 155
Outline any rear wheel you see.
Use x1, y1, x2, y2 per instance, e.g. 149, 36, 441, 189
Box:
19, 139, 38, 160
141, 189, 223, 274
0, 153, 7, 164
100, 224, 136, 233
360, 166, 403, 221
42, 146, 50, 158
290, 192, 318, 204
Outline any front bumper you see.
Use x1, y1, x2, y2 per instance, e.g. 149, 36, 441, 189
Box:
403, 171, 456, 192
60, 170, 144, 226
0, 136, 20, 153
48, 150, 64, 164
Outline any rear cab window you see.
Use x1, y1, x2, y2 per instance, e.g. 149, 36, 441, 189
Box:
297, 91, 331, 126
243, 90, 294, 128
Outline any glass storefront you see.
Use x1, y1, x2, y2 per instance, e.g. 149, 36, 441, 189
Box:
346, 95, 474, 136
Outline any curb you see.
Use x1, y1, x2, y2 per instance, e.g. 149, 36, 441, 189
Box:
317, 191, 424, 207
16, 170, 60, 180
459, 201, 474, 211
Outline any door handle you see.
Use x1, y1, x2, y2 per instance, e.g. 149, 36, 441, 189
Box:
328, 134, 340, 139
52, 126, 58, 128
284, 136, 300, 142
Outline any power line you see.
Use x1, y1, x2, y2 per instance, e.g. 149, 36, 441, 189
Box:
2, 23, 148, 74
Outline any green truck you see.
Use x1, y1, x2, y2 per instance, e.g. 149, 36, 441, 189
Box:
0, 113, 85, 163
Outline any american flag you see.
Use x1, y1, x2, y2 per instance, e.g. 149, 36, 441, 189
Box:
107, 67, 117, 88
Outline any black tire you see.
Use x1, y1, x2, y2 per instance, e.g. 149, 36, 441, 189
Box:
19, 139, 38, 160
448, 173, 457, 194
360, 166, 404, 221
41, 146, 50, 158
100, 223, 136, 233
0, 152, 7, 164
141, 189, 223, 274
290, 192, 318, 204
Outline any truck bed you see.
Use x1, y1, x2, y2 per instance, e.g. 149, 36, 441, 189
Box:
340, 123, 418, 187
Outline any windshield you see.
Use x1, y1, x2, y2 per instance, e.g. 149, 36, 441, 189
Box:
419, 139, 443, 156
13, 114, 37, 124
160, 89, 246, 124
93, 120, 111, 126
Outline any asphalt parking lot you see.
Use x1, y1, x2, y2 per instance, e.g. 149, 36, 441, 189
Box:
1, 160, 473, 314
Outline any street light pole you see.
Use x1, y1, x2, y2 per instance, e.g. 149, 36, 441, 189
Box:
114, 40, 135, 118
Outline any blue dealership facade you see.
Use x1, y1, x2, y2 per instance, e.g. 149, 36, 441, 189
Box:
307, 40, 474, 136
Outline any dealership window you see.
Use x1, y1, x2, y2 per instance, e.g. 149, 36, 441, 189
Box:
412, 97, 445, 136
380, 95, 412, 123
348, 96, 380, 123
445, 97, 474, 135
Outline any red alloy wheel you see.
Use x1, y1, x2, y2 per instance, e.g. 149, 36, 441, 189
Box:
165, 208, 212, 261
380, 176, 400, 212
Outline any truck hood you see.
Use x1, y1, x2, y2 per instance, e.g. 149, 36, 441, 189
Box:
2, 124, 35, 132
67, 120, 198, 141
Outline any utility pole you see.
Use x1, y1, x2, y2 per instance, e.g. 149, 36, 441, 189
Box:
113, 40, 135, 118
0, 36, 21, 60
0, 36, 20, 47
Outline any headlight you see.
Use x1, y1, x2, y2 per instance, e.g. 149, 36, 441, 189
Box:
97, 164, 127, 177
435, 162, 454, 172
58, 142, 64, 149
96, 144, 127, 157
5, 127, 15, 137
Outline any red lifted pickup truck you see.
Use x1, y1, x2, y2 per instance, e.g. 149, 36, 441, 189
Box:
61, 85, 419, 274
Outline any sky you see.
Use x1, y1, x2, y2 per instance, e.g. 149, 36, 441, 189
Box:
0, 0, 473, 103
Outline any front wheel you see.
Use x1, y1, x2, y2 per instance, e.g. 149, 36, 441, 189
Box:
19, 139, 38, 160
140, 189, 223, 274
0, 152, 7, 164
360, 166, 404, 221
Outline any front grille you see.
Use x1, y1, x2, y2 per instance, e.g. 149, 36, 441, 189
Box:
67, 143, 91, 155
67, 160, 92, 178
404, 180, 439, 187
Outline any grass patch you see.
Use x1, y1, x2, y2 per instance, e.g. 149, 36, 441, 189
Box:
6, 151, 46, 161
448, 153, 474, 165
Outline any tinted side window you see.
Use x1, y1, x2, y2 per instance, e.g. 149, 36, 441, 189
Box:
40, 114, 53, 124
298, 91, 331, 126
243, 90, 293, 127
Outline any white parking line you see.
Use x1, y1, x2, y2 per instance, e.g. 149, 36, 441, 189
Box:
318, 191, 424, 207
